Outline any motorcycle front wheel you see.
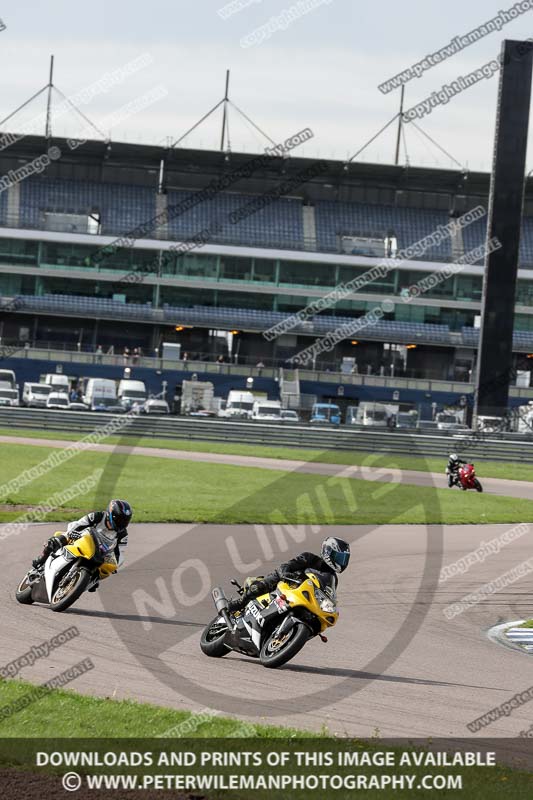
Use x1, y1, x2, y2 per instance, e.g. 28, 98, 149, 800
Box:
259, 620, 309, 668
50, 566, 91, 612
200, 616, 230, 657
473, 479, 483, 492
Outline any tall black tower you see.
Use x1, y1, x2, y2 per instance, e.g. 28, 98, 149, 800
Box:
474, 39, 533, 421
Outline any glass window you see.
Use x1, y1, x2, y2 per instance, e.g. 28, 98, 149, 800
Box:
0, 237, 38, 265
175, 253, 218, 279
456, 275, 482, 301
219, 256, 252, 282
160, 286, 217, 307
516, 281, 533, 305
253, 258, 276, 283
279, 261, 337, 287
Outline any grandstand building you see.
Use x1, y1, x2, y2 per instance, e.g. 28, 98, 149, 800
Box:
1, 134, 533, 413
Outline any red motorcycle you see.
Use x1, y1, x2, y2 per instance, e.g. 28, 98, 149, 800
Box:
456, 463, 483, 492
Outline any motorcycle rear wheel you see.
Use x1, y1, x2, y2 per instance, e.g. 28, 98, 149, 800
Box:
259, 620, 309, 668
16, 573, 35, 604
200, 616, 229, 657
50, 566, 91, 612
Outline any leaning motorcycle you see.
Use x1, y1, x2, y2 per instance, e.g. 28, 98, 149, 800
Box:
200, 569, 339, 668
16, 530, 116, 612
450, 463, 483, 492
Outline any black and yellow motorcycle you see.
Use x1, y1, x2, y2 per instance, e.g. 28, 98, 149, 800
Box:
200, 569, 339, 668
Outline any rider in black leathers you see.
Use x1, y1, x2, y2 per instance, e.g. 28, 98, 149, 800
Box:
31, 500, 132, 592
227, 537, 350, 613
446, 453, 467, 487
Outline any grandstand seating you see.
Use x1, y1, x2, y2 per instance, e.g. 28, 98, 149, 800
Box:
20, 179, 155, 234
461, 326, 533, 349
11, 293, 533, 349
166, 190, 304, 250
314, 202, 452, 260
9, 177, 533, 266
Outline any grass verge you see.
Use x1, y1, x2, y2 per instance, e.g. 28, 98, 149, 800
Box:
0, 679, 530, 798
0, 442, 532, 524
0, 426, 531, 482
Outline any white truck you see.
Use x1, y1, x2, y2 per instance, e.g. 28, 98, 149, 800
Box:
23, 382, 52, 407
251, 399, 282, 421
83, 378, 117, 411
0, 380, 19, 406
118, 379, 147, 410
43, 373, 70, 394
181, 380, 215, 415
354, 402, 389, 427
435, 411, 462, 430
220, 390, 255, 419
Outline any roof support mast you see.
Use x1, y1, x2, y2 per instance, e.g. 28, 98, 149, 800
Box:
394, 85, 404, 165
220, 69, 230, 151
45, 54, 54, 139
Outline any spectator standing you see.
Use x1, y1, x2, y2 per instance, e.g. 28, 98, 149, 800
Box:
95, 345, 103, 364
123, 347, 130, 365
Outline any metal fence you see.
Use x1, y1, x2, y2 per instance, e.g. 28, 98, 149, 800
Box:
1, 408, 532, 463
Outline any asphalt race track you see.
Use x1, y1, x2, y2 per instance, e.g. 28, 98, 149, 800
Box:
3, 518, 533, 755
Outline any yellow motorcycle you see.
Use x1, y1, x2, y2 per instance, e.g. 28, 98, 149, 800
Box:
16, 530, 116, 612
200, 569, 339, 668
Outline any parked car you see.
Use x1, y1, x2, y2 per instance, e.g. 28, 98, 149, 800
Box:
68, 402, 88, 411
46, 392, 70, 409
280, 409, 300, 423
143, 399, 170, 415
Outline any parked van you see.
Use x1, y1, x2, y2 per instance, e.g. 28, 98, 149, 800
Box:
220, 390, 255, 419
435, 411, 461, 430
23, 382, 52, 407
0, 381, 19, 406
0, 369, 16, 388
118, 379, 147, 410
310, 403, 341, 425
46, 392, 70, 410
355, 402, 388, 427
43, 373, 70, 394
251, 399, 281, 420
83, 378, 117, 411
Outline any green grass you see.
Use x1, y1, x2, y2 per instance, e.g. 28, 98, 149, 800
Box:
0, 426, 531, 482
0, 442, 532, 525
517, 620, 533, 628
0, 679, 531, 798
0, 677, 306, 738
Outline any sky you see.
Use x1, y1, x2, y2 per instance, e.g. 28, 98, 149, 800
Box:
0, 0, 532, 172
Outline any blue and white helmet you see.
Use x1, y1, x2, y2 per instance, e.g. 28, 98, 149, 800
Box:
321, 537, 350, 573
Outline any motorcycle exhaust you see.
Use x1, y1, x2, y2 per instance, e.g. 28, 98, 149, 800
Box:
212, 587, 234, 630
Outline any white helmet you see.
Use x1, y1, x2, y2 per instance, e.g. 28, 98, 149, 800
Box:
321, 537, 350, 573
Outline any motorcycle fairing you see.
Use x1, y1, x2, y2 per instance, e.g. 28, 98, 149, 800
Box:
44, 552, 71, 602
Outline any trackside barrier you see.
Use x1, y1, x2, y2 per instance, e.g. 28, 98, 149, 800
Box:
1, 409, 533, 462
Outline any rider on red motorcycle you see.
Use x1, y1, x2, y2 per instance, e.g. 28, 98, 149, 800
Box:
446, 453, 467, 488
